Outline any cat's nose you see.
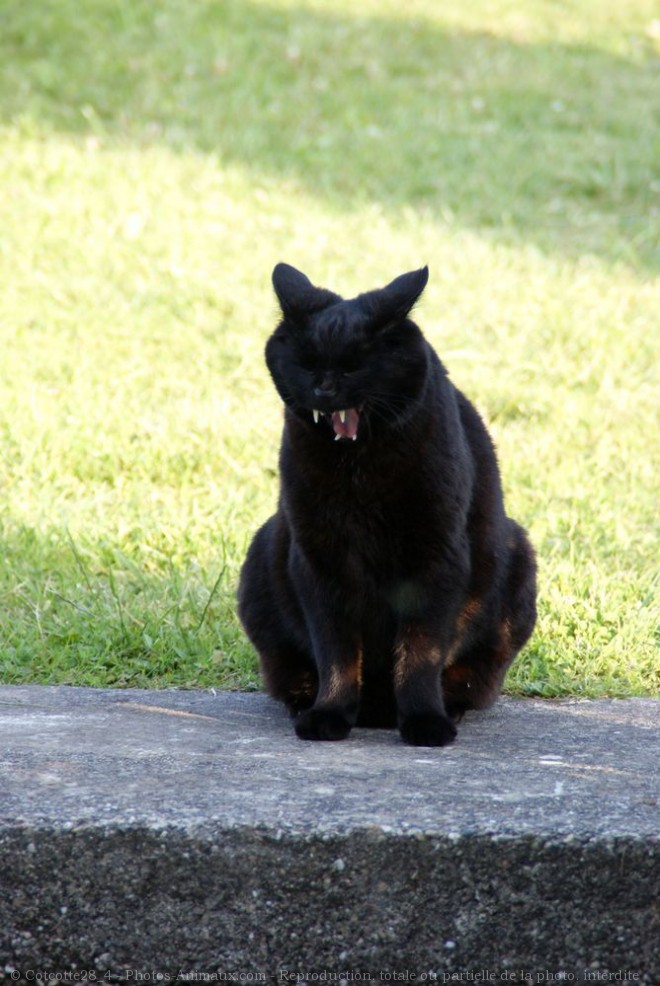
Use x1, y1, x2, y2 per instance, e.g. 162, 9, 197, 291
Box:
314, 375, 338, 399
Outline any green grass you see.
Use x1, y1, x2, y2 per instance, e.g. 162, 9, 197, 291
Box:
0, 0, 658, 697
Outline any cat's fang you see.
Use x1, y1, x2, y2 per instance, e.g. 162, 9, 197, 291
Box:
313, 409, 320, 424
339, 409, 346, 423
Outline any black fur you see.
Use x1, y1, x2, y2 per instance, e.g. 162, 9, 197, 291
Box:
238, 264, 537, 746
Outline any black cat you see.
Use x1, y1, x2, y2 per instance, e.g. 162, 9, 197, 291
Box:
238, 263, 537, 746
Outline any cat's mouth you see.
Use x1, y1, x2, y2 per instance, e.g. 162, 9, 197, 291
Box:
312, 407, 361, 441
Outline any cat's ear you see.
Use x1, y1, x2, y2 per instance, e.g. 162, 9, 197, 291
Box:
272, 263, 339, 319
360, 266, 429, 326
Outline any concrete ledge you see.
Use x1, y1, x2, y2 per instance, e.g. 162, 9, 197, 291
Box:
0, 685, 658, 981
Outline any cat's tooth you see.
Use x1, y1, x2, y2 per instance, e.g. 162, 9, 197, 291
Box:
313, 409, 320, 424
339, 409, 346, 423
352, 435, 357, 441
335, 434, 341, 441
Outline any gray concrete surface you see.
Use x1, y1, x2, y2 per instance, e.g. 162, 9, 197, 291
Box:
0, 685, 658, 981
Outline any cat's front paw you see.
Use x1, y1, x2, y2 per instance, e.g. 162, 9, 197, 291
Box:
399, 713, 457, 748
294, 708, 352, 741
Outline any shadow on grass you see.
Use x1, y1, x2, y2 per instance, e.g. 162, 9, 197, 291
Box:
0, 521, 257, 690
2, 0, 658, 270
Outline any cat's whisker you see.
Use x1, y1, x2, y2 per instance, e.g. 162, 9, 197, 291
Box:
364, 396, 418, 439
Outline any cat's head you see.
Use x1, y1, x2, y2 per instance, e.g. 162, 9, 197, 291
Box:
265, 263, 430, 442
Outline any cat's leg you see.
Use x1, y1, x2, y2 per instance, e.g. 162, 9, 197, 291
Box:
504, 519, 538, 655
441, 622, 509, 717
393, 624, 458, 747
293, 650, 362, 741
442, 521, 537, 716
238, 519, 318, 716
289, 548, 362, 742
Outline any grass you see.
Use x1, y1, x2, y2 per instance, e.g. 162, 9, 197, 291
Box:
0, 0, 658, 698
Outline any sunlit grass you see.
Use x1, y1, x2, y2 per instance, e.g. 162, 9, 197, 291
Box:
0, 0, 658, 696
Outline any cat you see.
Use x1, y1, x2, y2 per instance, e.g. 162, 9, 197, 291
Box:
237, 263, 537, 746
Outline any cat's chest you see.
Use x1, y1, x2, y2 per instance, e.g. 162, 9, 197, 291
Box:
298, 453, 400, 517
289, 462, 431, 572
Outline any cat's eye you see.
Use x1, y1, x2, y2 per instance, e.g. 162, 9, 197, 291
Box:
341, 359, 365, 377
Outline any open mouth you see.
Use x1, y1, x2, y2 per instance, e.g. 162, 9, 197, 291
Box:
312, 407, 361, 441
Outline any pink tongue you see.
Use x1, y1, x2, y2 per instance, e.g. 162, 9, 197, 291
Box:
331, 408, 360, 440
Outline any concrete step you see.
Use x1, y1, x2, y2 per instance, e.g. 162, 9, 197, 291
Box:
0, 685, 658, 982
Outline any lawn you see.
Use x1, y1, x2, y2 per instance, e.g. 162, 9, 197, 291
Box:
0, 0, 658, 697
